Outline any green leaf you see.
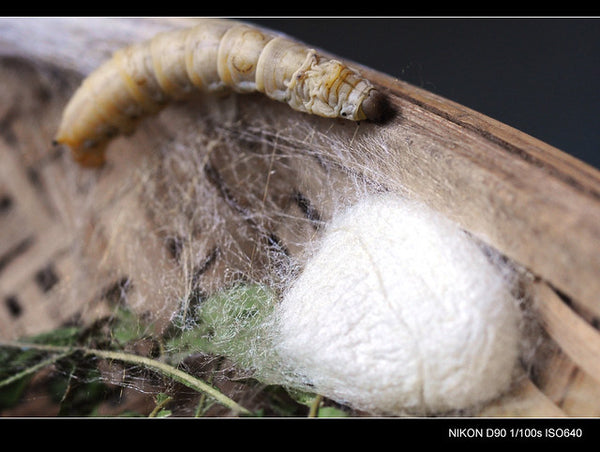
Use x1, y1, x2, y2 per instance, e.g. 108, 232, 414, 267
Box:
0, 333, 77, 410
166, 284, 276, 364
27, 326, 81, 347
154, 408, 172, 417
110, 307, 149, 345
149, 393, 173, 417
0, 373, 31, 409
54, 366, 110, 415
155, 393, 171, 404
317, 406, 348, 418
287, 388, 320, 407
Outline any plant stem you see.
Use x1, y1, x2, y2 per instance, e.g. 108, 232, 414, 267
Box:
0, 350, 72, 389
0, 340, 251, 416
148, 395, 173, 417
308, 394, 323, 418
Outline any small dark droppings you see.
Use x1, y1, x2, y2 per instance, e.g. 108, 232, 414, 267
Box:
362, 89, 395, 124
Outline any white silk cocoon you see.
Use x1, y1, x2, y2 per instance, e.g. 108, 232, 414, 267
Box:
266, 193, 521, 415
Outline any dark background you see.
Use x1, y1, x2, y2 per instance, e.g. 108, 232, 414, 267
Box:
246, 18, 599, 170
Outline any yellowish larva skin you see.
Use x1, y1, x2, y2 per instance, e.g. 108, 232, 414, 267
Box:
54, 19, 383, 167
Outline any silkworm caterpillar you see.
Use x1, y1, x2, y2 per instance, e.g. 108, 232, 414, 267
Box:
54, 19, 388, 167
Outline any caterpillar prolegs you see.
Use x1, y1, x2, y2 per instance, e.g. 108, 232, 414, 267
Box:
54, 19, 389, 167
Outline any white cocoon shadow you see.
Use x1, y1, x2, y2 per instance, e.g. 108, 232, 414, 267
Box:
271, 194, 521, 415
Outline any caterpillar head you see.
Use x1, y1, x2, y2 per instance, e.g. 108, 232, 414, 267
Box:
54, 120, 114, 168
358, 89, 392, 124
53, 138, 109, 168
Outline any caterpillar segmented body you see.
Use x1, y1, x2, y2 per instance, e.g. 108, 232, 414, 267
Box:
54, 19, 387, 167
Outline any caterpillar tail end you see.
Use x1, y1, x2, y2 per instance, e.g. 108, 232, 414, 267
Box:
52, 137, 108, 168
360, 89, 394, 124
